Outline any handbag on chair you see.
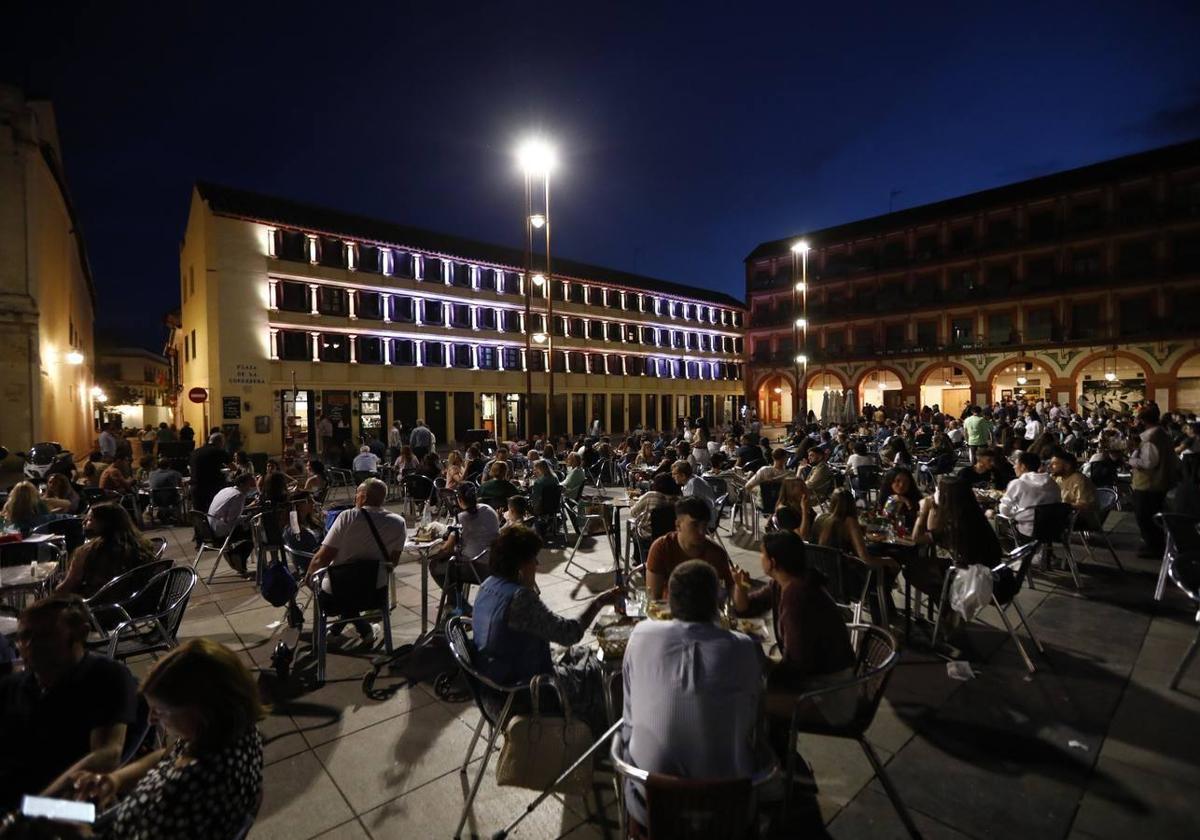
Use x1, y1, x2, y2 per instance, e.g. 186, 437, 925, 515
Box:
496, 673, 595, 795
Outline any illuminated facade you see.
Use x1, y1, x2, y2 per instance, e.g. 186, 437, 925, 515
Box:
178, 183, 745, 457
0, 86, 96, 457
745, 139, 1200, 422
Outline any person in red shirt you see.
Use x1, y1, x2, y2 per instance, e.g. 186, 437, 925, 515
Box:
645, 496, 734, 600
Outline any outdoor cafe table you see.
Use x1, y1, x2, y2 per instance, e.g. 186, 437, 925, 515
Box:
0, 533, 67, 607
402, 535, 442, 635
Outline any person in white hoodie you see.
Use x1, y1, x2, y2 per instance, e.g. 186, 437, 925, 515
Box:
998, 451, 1061, 538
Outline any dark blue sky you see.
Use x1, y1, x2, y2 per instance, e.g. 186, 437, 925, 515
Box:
8, 2, 1200, 348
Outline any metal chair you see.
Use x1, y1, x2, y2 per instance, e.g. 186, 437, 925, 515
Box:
401, 473, 437, 518
753, 481, 783, 541
1071, 487, 1123, 571
445, 616, 537, 840
87, 566, 198, 660
31, 517, 86, 554
610, 732, 777, 840
83, 558, 174, 636
309, 556, 394, 684
189, 510, 240, 584
1154, 513, 1200, 602
1165, 547, 1200, 690
932, 542, 1046, 673
1000, 502, 1081, 589
148, 536, 168, 559
782, 624, 919, 838
848, 465, 881, 507
801, 544, 873, 625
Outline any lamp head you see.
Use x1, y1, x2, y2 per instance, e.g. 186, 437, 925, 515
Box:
790, 240, 810, 255
517, 138, 557, 176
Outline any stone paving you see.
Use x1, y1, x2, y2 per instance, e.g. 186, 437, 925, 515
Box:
121, 495, 1200, 840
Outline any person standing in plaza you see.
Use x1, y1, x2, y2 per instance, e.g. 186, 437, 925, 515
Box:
316, 412, 334, 459
1128, 405, 1179, 558
409, 419, 435, 460
387, 420, 404, 460
963, 406, 993, 464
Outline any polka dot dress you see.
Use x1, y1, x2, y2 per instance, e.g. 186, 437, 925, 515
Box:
105, 727, 263, 840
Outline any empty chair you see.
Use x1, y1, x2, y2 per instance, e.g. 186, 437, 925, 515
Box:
1154, 513, 1200, 601
1165, 547, 1200, 690
932, 542, 1046, 673
84, 557, 174, 636
1072, 487, 1123, 571
781, 624, 920, 839
848, 465, 881, 506
87, 566, 198, 660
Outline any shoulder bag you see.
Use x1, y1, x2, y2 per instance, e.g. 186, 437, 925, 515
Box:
496, 673, 595, 795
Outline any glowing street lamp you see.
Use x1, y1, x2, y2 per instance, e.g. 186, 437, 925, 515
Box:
791, 239, 810, 422
518, 135, 557, 440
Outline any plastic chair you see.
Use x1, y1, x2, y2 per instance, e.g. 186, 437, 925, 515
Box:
782, 624, 920, 839
87, 567, 198, 660
932, 542, 1046, 673
309, 556, 394, 684
445, 616, 536, 840
1071, 487, 1123, 571
1154, 513, 1200, 602
610, 731, 776, 840
1165, 548, 1200, 690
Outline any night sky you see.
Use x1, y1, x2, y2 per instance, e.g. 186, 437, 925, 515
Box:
7, 2, 1200, 351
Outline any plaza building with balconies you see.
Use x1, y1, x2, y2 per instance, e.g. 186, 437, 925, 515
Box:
744, 138, 1200, 423
178, 182, 745, 460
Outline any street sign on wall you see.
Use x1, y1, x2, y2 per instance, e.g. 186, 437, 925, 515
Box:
188, 387, 208, 404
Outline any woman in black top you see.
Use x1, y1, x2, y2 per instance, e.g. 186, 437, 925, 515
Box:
73, 639, 264, 840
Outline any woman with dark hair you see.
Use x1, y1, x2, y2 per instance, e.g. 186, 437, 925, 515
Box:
733, 531, 856, 725
71, 639, 263, 840
303, 459, 327, 495
472, 526, 620, 733
879, 467, 921, 532
418, 452, 442, 483
884, 436, 914, 471
430, 484, 501, 598
54, 503, 157, 598
910, 474, 1001, 597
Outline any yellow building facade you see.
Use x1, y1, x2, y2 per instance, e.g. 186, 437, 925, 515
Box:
178, 183, 746, 460
0, 86, 96, 459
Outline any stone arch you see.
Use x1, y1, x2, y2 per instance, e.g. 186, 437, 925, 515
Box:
851, 364, 911, 391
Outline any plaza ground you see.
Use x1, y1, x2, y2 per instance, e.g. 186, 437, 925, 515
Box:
119, 498, 1200, 840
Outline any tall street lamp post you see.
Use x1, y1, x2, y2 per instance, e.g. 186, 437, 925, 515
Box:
791, 240, 810, 425
518, 138, 556, 443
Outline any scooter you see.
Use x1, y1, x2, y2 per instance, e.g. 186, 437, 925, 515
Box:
22, 442, 74, 483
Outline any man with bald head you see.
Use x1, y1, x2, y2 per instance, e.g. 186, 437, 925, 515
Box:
305, 479, 406, 643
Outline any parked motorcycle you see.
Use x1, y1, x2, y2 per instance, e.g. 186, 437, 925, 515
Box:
22, 442, 74, 483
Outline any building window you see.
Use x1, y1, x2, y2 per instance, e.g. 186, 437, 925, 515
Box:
1026, 307, 1055, 341
567, 351, 586, 372
627, 355, 645, 376
569, 317, 585, 337
477, 268, 497, 292
451, 343, 473, 368
478, 345, 499, 370
640, 326, 656, 346
318, 237, 346, 268
949, 318, 973, 346
1071, 249, 1103, 278
527, 349, 546, 372
450, 304, 471, 329
423, 299, 445, 325
588, 321, 605, 341
477, 308, 498, 330
318, 334, 350, 362
551, 350, 567, 373
423, 341, 446, 367
451, 263, 472, 288
1028, 210, 1056, 242
671, 331, 684, 349
357, 336, 384, 364
500, 310, 521, 333
357, 245, 381, 273
501, 271, 521, 294
318, 287, 348, 316
278, 281, 310, 312
389, 295, 415, 323
392, 339, 417, 366
278, 231, 306, 261
357, 291, 383, 320
423, 257, 443, 283
884, 323, 905, 348
1070, 302, 1102, 339
1119, 296, 1153, 336
1118, 239, 1156, 275
987, 313, 1013, 345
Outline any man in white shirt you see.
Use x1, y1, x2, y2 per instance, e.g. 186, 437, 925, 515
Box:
671, 460, 715, 515
744, 449, 789, 495
946, 420, 964, 446
387, 421, 404, 452
352, 445, 380, 474
206, 473, 258, 574
998, 451, 1061, 538
622, 560, 765, 830
305, 478, 406, 641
